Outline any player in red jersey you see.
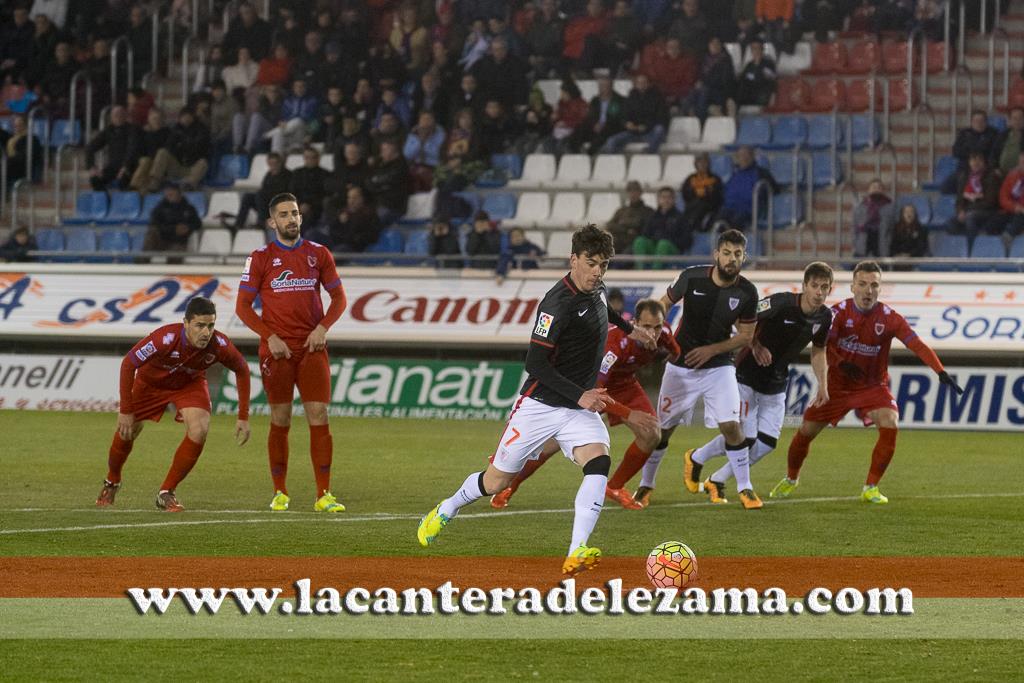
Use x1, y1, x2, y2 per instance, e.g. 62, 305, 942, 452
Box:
489, 299, 676, 510
770, 261, 964, 504
95, 297, 251, 512
235, 192, 348, 513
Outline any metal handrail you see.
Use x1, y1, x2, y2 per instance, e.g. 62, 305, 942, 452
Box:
845, 115, 853, 189
68, 70, 94, 145
987, 29, 1010, 111
166, 14, 176, 79
751, 178, 772, 256
801, 150, 814, 253
906, 28, 921, 112
181, 36, 206, 100
192, 0, 199, 37
874, 144, 898, 197
27, 105, 51, 182
53, 145, 82, 225
880, 76, 891, 143
834, 181, 858, 259
943, 0, 951, 72
110, 36, 135, 106
958, 1, 966, 66
1, 149, 7, 215
950, 64, 974, 131
911, 103, 936, 190
10, 179, 35, 231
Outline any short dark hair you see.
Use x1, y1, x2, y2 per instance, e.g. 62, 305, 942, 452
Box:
269, 192, 298, 214
971, 109, 987, 119
185, 296, 217, 320
635, 298, 666, 319
853, 260, 882, 277
803, 261, 834, 284
658, 186, 674, 196
607, 287, 625, 303
716, 228, 747, 249
570, 224, 615, 259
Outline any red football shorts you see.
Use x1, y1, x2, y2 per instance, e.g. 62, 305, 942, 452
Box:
258, 342, 331, 405
605, 380, 655, 426
130, 378, 211, 422
802, 385, 899, 427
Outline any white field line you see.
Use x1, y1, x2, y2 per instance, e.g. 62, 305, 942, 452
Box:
1, 491, 1022, 536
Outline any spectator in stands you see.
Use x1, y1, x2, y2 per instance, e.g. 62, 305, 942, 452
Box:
496, 227, 544, 281
450, 73, 484, 120
274, 7, 305, 58
30, 1, 68, 29
234, 151, 290, 231
126, 87, 156, 127
429, 217, 463, 268
289, 146, 329, 226
318, 41, 351, 96
756, 0, 795, 52
579, 0, 641, 76
291, 30, 325, 91
370, 111, 407, 158
681, 152, 724, 233
563, 0, 608, 72
374, 86, 413, 130
236, 85, 283, 155
37, 41, 76, 117
606, 180, 654, 255
682, 37, 736, 121
83, 38, 112, 112
607, 287, 628, 317
405, 110, 446, 191
668, 0, 710, 56
472, 36, 529, 111
350, 78, 376, 129
324, 142, 370, 218
222, 46, 259, 95
202, 81, 239, 155
139, 107, 209, 192
948, 152, 1000, 242
85, 105, 138, 192
913, 0, 944, 41
718, 145, 778, 230
568, 75, 625, 153
852, 178, 895, 257
735, 39, 776, 107
129, 108, 169, 192
317, 86, 346, 147
993, 107, 1024, 175
487, 16, 525, 60
640, 37, 699, 108
3, 113, 43, 186
268, 77, 319, 155
431, 37, 462, 95
222, 2, 273, 62
549, 79, 589, 151
367, 139, 413, 224
328, 185, 382, 254
946, 111, 998, 193
991, 150, 1024, 239
390, 4, 430, 74
525, 0, 565, 78
733, 15, 766, 49
193, 44, 226, 94
890, 204, 928, 264
601, 73, 667, 153
336, 4, 370, 68
126, 6, 152, 75
411, 70, 449, 129
144, 183, 201, 262
459, 19, 491, 71
634, 186, 691, 267
479, 100, 519, 158
443, 108, 480, 163
0, 226, 37, 263
466, 210, 502, 269
513, 87, 555, 155
255, 44, 292, 88
0, 6, 34, 84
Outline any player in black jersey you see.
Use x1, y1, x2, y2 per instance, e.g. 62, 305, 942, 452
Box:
636, 229, 762, 509
416, 225, 658, 576
689, 262, 834, 504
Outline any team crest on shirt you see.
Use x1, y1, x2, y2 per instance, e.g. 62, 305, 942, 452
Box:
272, 257, 282, 267
535, 312, 554, 337
756, 298, 771, 313
307, 255, 318, 268
600, 351, 617, 373
170, 351, 180, 358
729, 297, 740, 310
204, 353, 216, 364
875, 322, 885, 335
135, 342, 157, 362
845, 319, 855, 327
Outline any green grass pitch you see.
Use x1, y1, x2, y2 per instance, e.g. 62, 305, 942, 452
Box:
1, 412, 1021, 680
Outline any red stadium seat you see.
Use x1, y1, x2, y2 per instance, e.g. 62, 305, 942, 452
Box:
925, 41, 947, 73
845, 79, 875, 112
842, 40, 881, 74
881, 41, 910, 74
886, 78, 917, 111
999, 77, 1024, 112
803, 43, 848, 75
806, 79, 846, 112
765, 78, 811, 113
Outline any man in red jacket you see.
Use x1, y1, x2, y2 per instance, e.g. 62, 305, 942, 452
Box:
991, 149, 1024, 238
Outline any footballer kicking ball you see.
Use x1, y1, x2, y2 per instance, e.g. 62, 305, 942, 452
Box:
646, 541, 698, 589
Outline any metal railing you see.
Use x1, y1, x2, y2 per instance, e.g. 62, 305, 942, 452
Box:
799, 149, 814, 254
943, 0, 951, 72
981, 0, 1002, 34
110, 36, 135, 107
181, 35, 206, 101
0, 150, 7, 216
958, 1, 966, 66
27, 105, 51, 182
833, 181, 858, 259
68, 70, 94, 146
950, 64, 974, 131
987, 29, 1010, 112
911, 103, 936, 190
751, 178, 772, 256
53, 145, 82, 225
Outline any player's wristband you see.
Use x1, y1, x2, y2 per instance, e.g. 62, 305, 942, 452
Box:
604, 400, 631, 420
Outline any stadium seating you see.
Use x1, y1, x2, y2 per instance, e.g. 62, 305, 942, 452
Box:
476, 153, 523, 187
402, 229, 431, 262
989, 114, 1007, 132
546, 231, 573, 257
689, 230, 713, 256
850, 115, 881, 149
64, 192, 108, 225
766, 116, 808, 150
689, 117, 736, 151
842, 40, 880, 74
662, 116, 701, 152
585, 192, 622, 224
537, 192, 585, 229
509, 154, 556, 188
770, 155, 807, 188
129, 229, 147, 252
234, 154, 268, 190
231, 229, 266, 255
769, 192, 804, 228
550, 154, 592, 188
900, 194, 933, 226
886, 78, 916, 111
928, 194, 956, 227
208, 154, 250, 188
923, 156, 958, 192
804, 43, 848, 74
776, 42, 813, 76
923, 233, 968, 270
660, 155, 696, 186
524, 230, 547, 250
35, 229, 65, 254
1010, 234, 1024, 259
845, 79, 875, 112
581, 154, 626, 189
185, 192, 208, 218
64, 228, 97, 261
98, 192, 141, 224
399, 190, 436, 224
505, 191, 550, 228
881, 40, 909, 74
50, 119, 80, 147
766, 78, 810, 113
197, 228, 232, 255
728, 116, 772, 150
811, 151, 843, 187
626, 154, 662, 187
481, 192, 517, 220
969, 234, 1008, 259
925, 41, 946, 73
451, 191, 481, 221
132, 193, 163, 225
97, 229, 132, 254
710, 154, 733, 182
204, 191, 241, 227
807, 115, 844, 149
806, 79, 846, 112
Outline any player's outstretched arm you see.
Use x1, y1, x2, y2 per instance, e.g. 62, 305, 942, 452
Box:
904, 336, 964, 394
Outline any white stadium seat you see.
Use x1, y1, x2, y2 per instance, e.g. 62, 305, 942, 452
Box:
524, 230, 547, 250
198, 228, 232, 254
232, 229, 266, 254
777, 41, 813, 76
234, 153, 268, 190
505, 191, 550, 228
285, 153, 303, 170
662, 116, 702, 152
641, 192, 658, 208
402, 190, 436, 223
549, 154, 592, 188
537, 192, 585, 229
203, 191, 241, 227
585, 192, 622, 225
320, 155, 335, 171
545, 231, 574, 258
580, 154, 626, 189
689, 116, 737, 151
660, 154, 697, 186
509, 153, 556, 188
627, 154, 663, 187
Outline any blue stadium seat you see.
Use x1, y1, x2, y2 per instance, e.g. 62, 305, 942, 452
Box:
63, 192, 109, 225
1010, 234, 1024, 258
450, 191, 480, 223
710, 154, 733, 182
765, 116, 808, 150
726, 116, 772, 150
31, 119, 49, 145
919, 233, 968, 271
133, 193, 163, 225
923, 155, 958, 192
989, 114, 1007, 131
403, 229, 430, 255
50, 119, 81, 147
481, 193, 517, 220
98, 229, 132, 252
811, 151, 843, 187
63, 227, 97, 261
770, 192, 804, 228
969, 235, 1011, 271
356, 228, 405, 265
129, 229, 148, 252
99, 192, 141, 224
899, 194, 932, 226
476, 154, 523, 187
185, 192, 207, 217
770, 155, 807, 187
806, 115, 844, 149
688, 230, 713, 256
928, 194, 956, 228
850, 115, 880, 149
207, 154, 250, 188
35, 228, 65, 255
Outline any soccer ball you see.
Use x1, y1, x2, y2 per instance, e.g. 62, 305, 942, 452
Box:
646, 541, 698, 589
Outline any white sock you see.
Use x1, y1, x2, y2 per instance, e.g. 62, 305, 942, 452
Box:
639, 447, 667, 488
725, 443, 752, 491
439, 472, 486, 518
709, 461, 733, 484
749, 438, 775, 466
569, 473, 606, 553
692, 434, 725, 465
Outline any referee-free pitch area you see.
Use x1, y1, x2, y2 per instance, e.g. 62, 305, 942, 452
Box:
1, 413, 1021, 680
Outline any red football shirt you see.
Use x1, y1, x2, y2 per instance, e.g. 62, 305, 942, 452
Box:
238, 238, 343, 343
827, 298, 917, 392
598, 325, 681, 391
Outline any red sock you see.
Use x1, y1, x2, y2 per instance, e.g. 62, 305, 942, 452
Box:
787, 430, 813, 480
106, 433, 134, 484
268, 424, 290, 495
608, 441, 651, 489
160, 436, 205, 490
867, 427, 898, 486
509, 450, 556, 492
309, 424, 333, 498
